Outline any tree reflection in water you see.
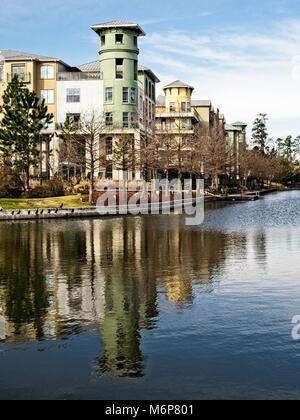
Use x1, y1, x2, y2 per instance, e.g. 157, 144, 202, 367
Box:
0, 216, 246, 377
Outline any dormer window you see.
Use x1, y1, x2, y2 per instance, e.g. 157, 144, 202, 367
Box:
116, 34, 124, 44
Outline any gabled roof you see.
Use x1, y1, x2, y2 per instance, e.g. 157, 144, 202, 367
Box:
192, 100, 212, 107
0, 49, 72, 68
163, 80, 194, 90
91, 20, 145, 36
78, 60, 160, 82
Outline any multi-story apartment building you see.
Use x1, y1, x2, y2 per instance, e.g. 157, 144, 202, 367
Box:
0, 21, 159, 181
0, 49, 77, 178
1, 21, 246, 184
156, 80, 224, 132
156, 80, 247, 177
88, 20, 159, 181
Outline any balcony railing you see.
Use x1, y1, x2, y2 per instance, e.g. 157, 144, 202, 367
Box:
7, 73, 31, 83
57, 72, 102, 81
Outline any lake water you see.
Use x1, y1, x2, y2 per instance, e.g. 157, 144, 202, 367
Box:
0, 191, 300, 400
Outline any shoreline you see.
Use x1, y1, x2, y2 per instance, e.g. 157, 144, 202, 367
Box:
0, 189, 284, 222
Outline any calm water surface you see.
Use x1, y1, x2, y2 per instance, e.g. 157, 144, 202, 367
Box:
0, 191, 300, 400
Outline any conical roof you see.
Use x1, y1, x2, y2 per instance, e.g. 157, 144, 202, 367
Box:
163, 80, 194, 90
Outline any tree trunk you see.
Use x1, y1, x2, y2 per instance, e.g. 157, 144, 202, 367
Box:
89, 162, 95, 205
26, 166, 30, 191
89, 182, 93, 205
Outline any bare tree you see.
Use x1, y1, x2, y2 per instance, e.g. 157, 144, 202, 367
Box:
58, 116, 79, 182
60, 110, 108, 204
192, 122, 234, 191
138, 109, 157, 181
153, 114, 195, 181
113, 134, 136, 181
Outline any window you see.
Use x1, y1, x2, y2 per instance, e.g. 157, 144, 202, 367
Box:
106, 164, 113, 179
152, 84, 155, 101
133, 36, 137, 47
181, 102, 191, 112
116, 34, 124, 44
12, 64, 26, 81
116, 59, 124, 79
105, 112, 113, 127
66, 88, 80, 103
66, 113, 81, 128
131, 112, 138, 128
101, 35, 106, 46
182, 118, 191, 129
123, 87, 129, 103
130, 87, 136, 104
170, 119, 176, 129
170, 103, 176, 112
105, 87, 113, 103
41, 90, 54, 104
134, 60, 138, 81
106, 137, 113, 155
139, 95, 143, 113
41, 65, 54, 80
123, 112, 129, 128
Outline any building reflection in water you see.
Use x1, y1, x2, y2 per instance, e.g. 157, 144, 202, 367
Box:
0, 216, 243, 377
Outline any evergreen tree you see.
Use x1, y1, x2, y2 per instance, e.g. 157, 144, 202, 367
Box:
277, 135, 300, 162
0, 75, 53, 190
252, 113, 268, 154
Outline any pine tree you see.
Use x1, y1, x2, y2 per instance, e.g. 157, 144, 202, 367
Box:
252, 113, 268, 154
277, 135, 300, 162
0, 75, 53, 190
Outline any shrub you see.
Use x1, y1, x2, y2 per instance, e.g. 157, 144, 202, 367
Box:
0, 166, 24, 198
24, 179, 65, 198
73, 180, 90, 194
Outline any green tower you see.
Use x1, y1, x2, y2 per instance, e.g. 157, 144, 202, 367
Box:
91, 20, 146, 129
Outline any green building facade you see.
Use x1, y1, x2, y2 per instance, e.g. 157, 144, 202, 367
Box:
91, 21, 145, 130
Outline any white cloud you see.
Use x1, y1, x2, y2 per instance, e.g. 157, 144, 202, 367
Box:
140, 19, 300, 138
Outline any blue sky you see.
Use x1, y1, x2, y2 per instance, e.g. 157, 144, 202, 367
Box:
2, 0, 300, 138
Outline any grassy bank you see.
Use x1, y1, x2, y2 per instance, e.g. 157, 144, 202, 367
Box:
0, 195, 92, 210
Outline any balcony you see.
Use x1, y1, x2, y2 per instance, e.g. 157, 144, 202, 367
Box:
7, 73, 31, 83
57, 72, 102, 81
